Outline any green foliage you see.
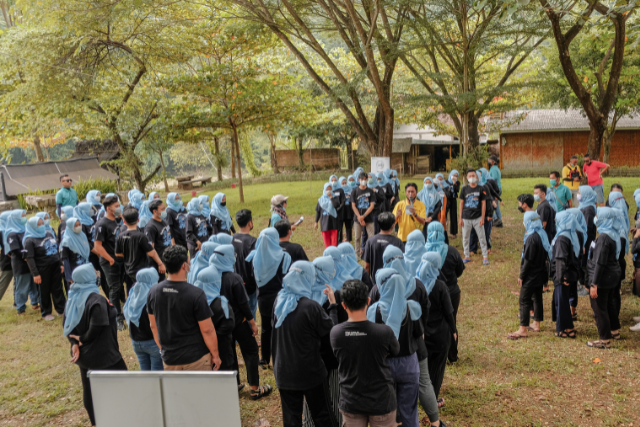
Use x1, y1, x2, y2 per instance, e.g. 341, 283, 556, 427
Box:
68, 178, 117, 201
450, 146, 490, 180
240, 133, 262, 177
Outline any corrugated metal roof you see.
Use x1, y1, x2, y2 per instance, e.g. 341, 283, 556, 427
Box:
490, 109, 640, 133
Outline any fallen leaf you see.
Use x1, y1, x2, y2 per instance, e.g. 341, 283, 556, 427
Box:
593, 358, 602, 364
495, 391, 502, 396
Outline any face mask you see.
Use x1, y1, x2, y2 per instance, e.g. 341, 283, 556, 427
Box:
331, 180, 337, 185
60, 213, 67, 222
469, 178, 478, 184
341, 181, 347, 187
377, 180, 382, 184
37, 224, 46, 232
534, 194, 541, 202
326, 190, 333, 197
367, 178, 374, 185
44, 219, 50, 226
73, 225, 82, 234
20, 216, 27, 224
577, 194, 582, 201
199, 203, 203, 209
160, 210, 167, 220
425, 183, 433, 190
95, 196, 101, 203
452, 176, 458, 183
550, 179, 557, 186
518, 206, 525, 213
349, 181, 356, 187
220, 202, 226, 207
360, 180, 367, 186
113, 206, 122, 217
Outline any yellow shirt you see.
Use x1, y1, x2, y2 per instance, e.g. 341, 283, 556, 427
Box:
393, 199, 427, 242
562, 164, 582, 191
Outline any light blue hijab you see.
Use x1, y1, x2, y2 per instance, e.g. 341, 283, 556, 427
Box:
579, 185, 597, 212
128, 189, 143, 202
338, 176, 348, 193
86, 190, 102, 207
318, 183, 337, 218
59, 205, 75, 222
187, 242, 219, 284
61, 217, 91, 262
208, 233, 233, 244
211, 193, 233, 230
209, 244, 236, 274
608, 191, 630, 253
436, 173, 450, 189
194, 265, 229, 318
312, 256, 335, 306
376, 172, 388, 187
337, 242, 363, 280
425, 221, 448, 268
129, 192, 145, 210
354, 167, 364, 181
63, 264, 100, 336
35, 212, 55, 235
552, 211, 581, 257
478, 168, 489, 186
404, 229, 427, 277
596, 207, 622, 258
274, 261, 315, 328
138, 201, 153, 228
123, 268, 159, 327
246, 227, 291, 287
0, 211, 11, 254
148, 192, 160, 201
546, 190, 558, 213
392, 170, 400, 191
367, 268, 422, 339
417, 177, 440, 213
23, 216, 46, 245
523, 211, 552, 260
74, 202, 94, 226
383, 169, 395, 192
383, 245, 417, 298
199, 195, 211, 218
166, 193, 185, 213
323, 246, 352, 290
447, 169, 459, 186
565, 208, 587, 250
416, 252, 442, 295
634, 191, 640, 211
329, 175, 341, 191
187, 198, 203, 215
4, 210, 26, 252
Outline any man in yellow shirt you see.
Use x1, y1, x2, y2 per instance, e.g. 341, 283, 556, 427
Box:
392, 183, 427, 242
562, 155, 583, 207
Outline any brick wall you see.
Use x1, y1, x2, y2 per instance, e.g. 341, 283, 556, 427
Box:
276, 149, 340, 170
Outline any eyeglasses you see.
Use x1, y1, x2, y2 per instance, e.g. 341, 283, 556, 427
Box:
62, 179, 72, 183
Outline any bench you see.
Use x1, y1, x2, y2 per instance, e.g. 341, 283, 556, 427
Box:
176, 175, 194, 183
177, 177, 212, 190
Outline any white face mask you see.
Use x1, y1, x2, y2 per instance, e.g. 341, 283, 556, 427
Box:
360, 180, 367, 186
469, 177, 478, 184
73, 225, 82, 234
452, 176, 458, 183
331, 180, 337, 185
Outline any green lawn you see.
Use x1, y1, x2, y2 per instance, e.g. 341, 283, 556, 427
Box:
1, 177, 639, 426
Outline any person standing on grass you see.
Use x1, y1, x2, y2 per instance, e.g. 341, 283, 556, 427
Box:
376, 172, 394, 213
276, 219, 309, 264
56, 174, 78, 218
534, 184, 556, 243
209, 193, 235, 235
232, 209, 258, 318
186, 197, 212, 258
577, 186, 598, 296
585, 207, 622, 348
582, 153, 610, 206
565, 208, 588, 320
404, 229, 427, 278
329, 175, 347, 240
393, 183, 427, 243
548, 171, 573, 212
147, 245, 223, 371
550, 211, 579, 339
340, 176, 355, 242
122, 268, 164, 371
60, 217, 91, 292
144, 200, 172, 281
64, 264, 127, 427
165, 193, 188, 250
508, 209, 551, 340
458, 169, 489, 265
23, 216, 66, 321
338, 242, 375, 291
351, 172, 376, 259
270, 195, 297, 230
272, 261, 339, 427
6, 209, 40, 314
417, 177, 442, 239
246, 227, 292, 368
469, 169, 496, 256
315, 183, 341, 248
488, 156, 503, 227
330, 279, 401, 427
363, 212, 405, 282
0, 212, 14, 302
629, 208, 640, 332
57, 206, 75, 245
608, 187, 630, 330
563, 156, 583, 207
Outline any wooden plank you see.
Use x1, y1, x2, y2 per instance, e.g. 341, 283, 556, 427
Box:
176, 175, 194, 182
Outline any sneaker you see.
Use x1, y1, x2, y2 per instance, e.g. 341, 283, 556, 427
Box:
116, 314, 127, 331
630, 322, 640, 332
633, 316, 640, 323
43, 314, 56, 321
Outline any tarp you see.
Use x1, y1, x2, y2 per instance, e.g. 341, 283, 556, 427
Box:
0, 157, 118, 199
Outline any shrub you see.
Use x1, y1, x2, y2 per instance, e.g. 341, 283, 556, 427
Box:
450, 146, 490, 183
16, 178, 117, 211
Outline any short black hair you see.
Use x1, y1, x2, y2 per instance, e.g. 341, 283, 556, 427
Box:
102, 195, 119, 209
517, 193, 534, 208
466, 169, 477, 176
378, 212, 395, 231
274, 219, 291, 238
570, 155, 578, 160
122, 207, 139, 225
584, 153, 591, 158
550, 171, 561, 179
405, 183, 418, 191
149, 199, 163, 213
341, 280, 369, 311
59, 174, 70, 182
358, 172, 367, 180
163, 245, 188, 275
611, 183, 623, 191
534, 184, 547, 193
235, 209, 252, 227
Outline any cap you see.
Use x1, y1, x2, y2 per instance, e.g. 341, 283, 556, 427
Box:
271, 195, 289, 207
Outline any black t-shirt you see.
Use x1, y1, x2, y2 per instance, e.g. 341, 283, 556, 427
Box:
272, 297, 335, 390
520, 233, 549, 287
279, 241, 309, 264
220, 271, 254, 325
254, 258, 287, 301
210, 214, 235, 236
343, 187, 355, 220
315, 198, 341, 231
587, 234, 621, 289
459, 185, 486, 220
362, 234, 405, 283
424, 279, 455, 353
581, 206, 597, 253
66, 293, 122, 370
144, 219, 172, 269
210, 297, 236, 337
57, 222, 65, 245
232, 233, 257, 296
95, 217, 121, 258
537, 200, 556, 242
24, 235, 60, 270
439, 245, 465, 295
0, 231, 11, 272
551, 235, 579, 286
166, 209, 188, 248
129, 306, 154, 342
146, 280, 213, 365
186, 214, 211, 245
116, 229, 154, 279
8, 232, 30, 275
330, 321, 399, 415
61, 246, 89, 281
374, 308, 422, 358
351, 187, 376, 223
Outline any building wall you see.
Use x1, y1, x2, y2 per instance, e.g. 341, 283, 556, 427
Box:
275, 149, 340, 170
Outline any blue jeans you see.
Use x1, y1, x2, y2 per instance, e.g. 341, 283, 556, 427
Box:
14, 273, 40, 313
131, 339, 164, 371
247, 291, 258, 320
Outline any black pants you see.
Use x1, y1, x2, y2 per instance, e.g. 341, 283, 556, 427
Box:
339, 217, 353, 242
91, 254, 109, 297
258, 296, 276, 364
217, 333, 235, 372
448, 292, 461, 363
100, 259, 123, 314
38, 262, 66, 317
232, 320, 260, 386
590, 286, 620, 340
427, 332, 451, 398
80, 358, 128, 426
615, 251, 626, 318
520, 286, 544, 326
187, 242, 198, 259
569, 281, 579, 308
448, 196, 458, 236
552, 283, 574, 332
280, 381, 338, 427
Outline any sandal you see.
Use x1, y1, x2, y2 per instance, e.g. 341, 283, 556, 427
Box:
31, 304, 40, 310
482, 259, 490, 266
238, 383, 245, 392
611, 332, 621, 341
587, 340, 610, 349
526, 326, 540, 333
572, 313, 578, 322
437, 398, 445, 408
250, 385, 273, 401
555, 330, 577, 339
507, 333, 527, 340
463, 258, 471, 264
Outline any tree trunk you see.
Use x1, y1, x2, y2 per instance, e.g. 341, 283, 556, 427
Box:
230, 137, 236, 178
158, 148, 170, 193
268, 133, 279, 174
32, 133, 45, 162
232, 123, 244, 203
602, 130, 613, 164
468, 115, 480, 148
587, 121, 607, 160
346, 140, 353, 170
213, 137, 223, 181
296, 137, 305, 169
373, 105, 394, 156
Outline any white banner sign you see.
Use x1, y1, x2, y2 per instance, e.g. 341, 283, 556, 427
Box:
371, 157, 390, 174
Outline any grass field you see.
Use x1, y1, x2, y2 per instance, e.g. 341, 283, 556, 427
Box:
1, 177, 640, 427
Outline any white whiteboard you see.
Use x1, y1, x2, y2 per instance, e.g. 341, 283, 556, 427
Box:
371, 157, 390, 174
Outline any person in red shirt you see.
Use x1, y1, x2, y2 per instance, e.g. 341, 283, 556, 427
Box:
582, 153, 610, 206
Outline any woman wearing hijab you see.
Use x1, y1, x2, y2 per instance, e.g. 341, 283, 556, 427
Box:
74, 202, 108, 295
375, 172, 393, 213
446, 170, 460, 238
508, 211, 552, 340
85, 190, 103, 220
329, 175, 346, 240
339, 176, 355, 242
434, 173, 450, 230
404, 230, 427, 278
57, 206, 75, 244
550, 211, 579, 338
272, 261, 339, 427
630, 196, 640, 331
186, 197, 212, 258
337, 242, 374, 290
417, 177, 442, 241
585, 207, 623, 348
198, 194, 211, 224
64, 264, 127, 426
367, 268, 423, 427
315, 183, 341, 248
0, 211, 14, 302
128, 191, 145, 211
565, 208, 588, 318
246, 227, 292, 367
137, 200, 153, 229
210, 192, 235, 235
148, 192, 160, 201
270, 194, 295, 229
187, 242, 219, 284
416, 252, 455, 402
122, 268, 163, 371
384, 168, 398, 212
7, 209, 40, 313
165, 193, 188, 249
579, 186, 598, 281
61, 217, 91, 287
34, 212, 56, 239
608, 190, 630, 327
23, 216, 66, 320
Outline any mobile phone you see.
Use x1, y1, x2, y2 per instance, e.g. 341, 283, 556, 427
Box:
294, 217, 304, 226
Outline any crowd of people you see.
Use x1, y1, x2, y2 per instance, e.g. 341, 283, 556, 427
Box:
0, 154, 638, 427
